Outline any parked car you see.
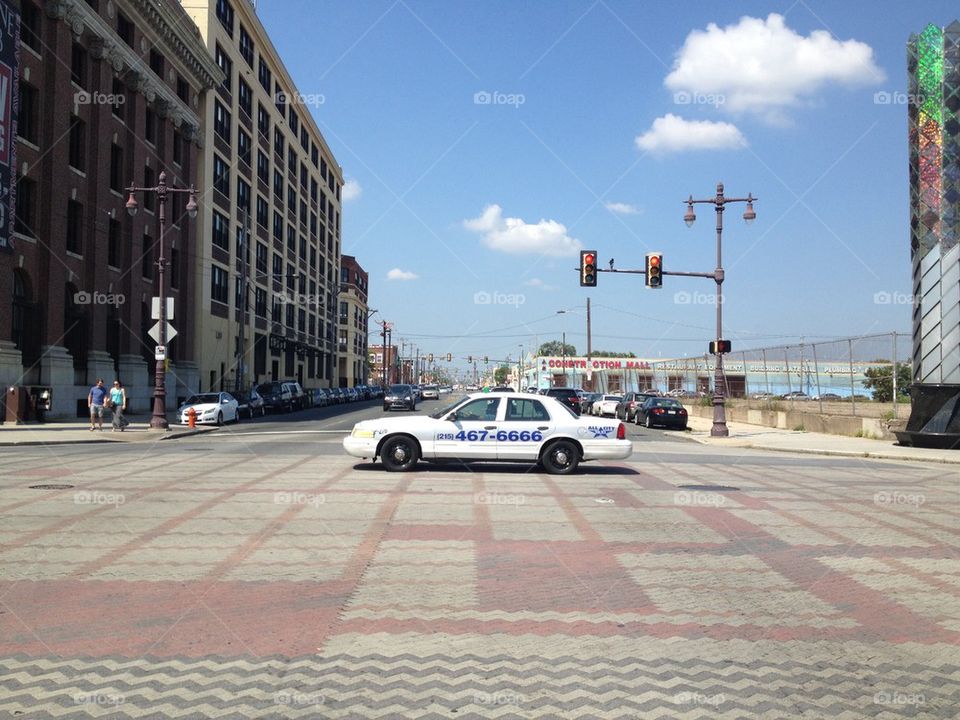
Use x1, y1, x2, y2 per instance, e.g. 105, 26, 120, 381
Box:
635, 397, 688, 429
383, 384, 417, 411
257, 381, 294, 413
580, 392, 602, 414
282, 381, 307, 410
592, 394, 622, 417
812, 392, 843, 401
328, 388, 344, 404
311, 388, 330, 407
178, 392, 240, 426
422, 384, 441, 400
781, 391, 810, 400
541, 387, 581, 415
615, 392, 657, 422
751, 391, 776, 400
490, 386, 514, 393
235, 387, 266, 419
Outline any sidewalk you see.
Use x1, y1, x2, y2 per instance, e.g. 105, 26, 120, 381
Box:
0, 418, 218, 446
683, 415, 960, 464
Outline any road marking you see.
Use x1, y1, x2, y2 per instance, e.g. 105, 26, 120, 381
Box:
216, 429, 351, 437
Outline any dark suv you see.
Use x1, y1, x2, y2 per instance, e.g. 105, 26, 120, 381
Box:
257, 381, 293, 412
616, 392, 658, 422
542, 387, 581, 415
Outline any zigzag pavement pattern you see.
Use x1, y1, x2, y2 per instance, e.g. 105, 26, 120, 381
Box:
1, 642, 958, 718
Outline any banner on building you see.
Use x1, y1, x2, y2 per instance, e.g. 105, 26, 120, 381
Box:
0, 0, 19, 251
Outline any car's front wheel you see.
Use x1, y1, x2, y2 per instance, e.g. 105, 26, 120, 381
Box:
216, 411, 224, 426
380, 435, 420, 472
541, 439, 580, 475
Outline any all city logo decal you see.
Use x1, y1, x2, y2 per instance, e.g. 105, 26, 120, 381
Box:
578, 426, 615, 439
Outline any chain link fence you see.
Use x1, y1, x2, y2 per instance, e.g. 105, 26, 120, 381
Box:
648, 332, 912, 418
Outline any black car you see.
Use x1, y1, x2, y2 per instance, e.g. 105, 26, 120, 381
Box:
383, 384, 417, 411
580, 392, 602, 414
542, 387, 581, 415
236, 387, 267, 419
635, 397, 688, 429
616, 392, 658, 422
256, 381, 293, 412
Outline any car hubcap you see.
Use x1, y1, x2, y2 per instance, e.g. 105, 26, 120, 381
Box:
554, 449, 569, 466
392, 445, 407, 462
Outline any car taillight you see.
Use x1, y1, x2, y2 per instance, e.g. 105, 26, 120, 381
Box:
617, 422, 626, 440
653, 408, 664, 414
679, 409, 687, 415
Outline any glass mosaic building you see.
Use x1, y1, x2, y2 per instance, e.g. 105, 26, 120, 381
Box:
902, 21, 960, 447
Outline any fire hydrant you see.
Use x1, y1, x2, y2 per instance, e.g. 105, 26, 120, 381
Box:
187, 407, 197, 428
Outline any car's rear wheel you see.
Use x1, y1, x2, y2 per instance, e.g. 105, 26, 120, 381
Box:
645, 415, 653, 428
380, 435, 419, 472
383, 405, 389, 412
541, 439, 580, 475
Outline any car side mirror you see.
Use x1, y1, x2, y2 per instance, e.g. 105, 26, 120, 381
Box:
447, 411, 458, 422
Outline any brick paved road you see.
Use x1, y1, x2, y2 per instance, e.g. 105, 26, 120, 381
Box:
0, 428, 957, 718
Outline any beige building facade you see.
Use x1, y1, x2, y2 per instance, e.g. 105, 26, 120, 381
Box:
181, 0, 344, 392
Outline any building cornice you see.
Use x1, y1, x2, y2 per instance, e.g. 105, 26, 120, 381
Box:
128, 0, 223, 89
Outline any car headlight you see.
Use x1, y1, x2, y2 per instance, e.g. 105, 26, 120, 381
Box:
352, 429, 375, 438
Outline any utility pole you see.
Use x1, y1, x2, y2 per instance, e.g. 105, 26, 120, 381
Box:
586, 298, 592, 391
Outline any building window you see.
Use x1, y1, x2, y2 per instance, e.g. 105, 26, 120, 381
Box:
274, 81, 286, 115
309, 245, 316, 270
287, 184, 296, 209
238, 77, 252, 117
257, 103, 269, 138
68, 116, 85, 171
258, 57, 271, 91
272, 252, 282, 279
255, 287, 267, 317
300, 163, 308, 190
211, 264, 229, 304
238, 128, 251, 166
141, 232, 153, 278
239, 24, 254, 65
143, 167, 156, 211
213, 154, 230, 196
237, 178, 251, 212
212, 210, 229, 250
21, 2, 41, 52
272, 211, 282, 243
214, 100, 230, 142
256, 242, 267, 273
300, 126, 309, 152
273, 127, 284, 157
215, 43, 231, 93
287, 147, 297, 175
339, 301, 348, 323
257, 150, 269, 183
310, 178, 318, 203
17, 83, 37, 143
310, 212, 317, 239
111, 78, 125, 119
110, 144, 123, 192
117, 12, 133, 46
289, 109, 299, 137
145, 107, 156, 144
107, 218, 120, 266
14, 176, 36, 237
321, 157, 328, 180
256, 195, 268, 228
177, 76, 189, 103
285, 304, 294, 328
298, 308, 306, 332
172, 130, 183, 165
273, 169, 283, 202
215, 0, 234, 36
311, 143, 319, 168
299, 200, 307, 226
287, 224, 296, 252
149, 49, 164, 77
71, 42, 87, 88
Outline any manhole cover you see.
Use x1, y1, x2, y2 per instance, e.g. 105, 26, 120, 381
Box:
677, 484, 740, 492
28, 484, 75, 490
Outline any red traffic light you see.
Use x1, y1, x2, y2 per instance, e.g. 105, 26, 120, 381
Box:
649, 255, 660, 267
584, 253, 595, 265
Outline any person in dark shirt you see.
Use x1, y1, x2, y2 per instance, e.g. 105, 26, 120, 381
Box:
87, 378, 108, 431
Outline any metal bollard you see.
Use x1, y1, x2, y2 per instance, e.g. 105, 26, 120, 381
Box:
187, 407, 197, 428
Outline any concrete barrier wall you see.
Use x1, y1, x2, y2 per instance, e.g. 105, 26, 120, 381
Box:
683, 404, 895, 440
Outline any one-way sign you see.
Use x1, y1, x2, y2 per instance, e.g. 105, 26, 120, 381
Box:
148, 321, 177, 344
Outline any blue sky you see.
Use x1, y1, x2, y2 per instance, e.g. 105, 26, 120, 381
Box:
260, 0, 956, 369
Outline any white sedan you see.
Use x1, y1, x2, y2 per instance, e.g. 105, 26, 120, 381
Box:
178, 392, 240, 425
592, 395, 622, 417
342, 392, 632, 474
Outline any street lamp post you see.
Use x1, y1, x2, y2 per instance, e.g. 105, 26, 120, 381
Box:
684, 182, 756, 437
125, 171, 198, 430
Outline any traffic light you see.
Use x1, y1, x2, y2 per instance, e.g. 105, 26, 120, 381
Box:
579, 250, 598, 287
446, 353, 452, 362
428, 353, 434, 362
483, 356, 489, 363
709, 340, 732, 354
645, 252, 663, 288
467, 355, 473, 362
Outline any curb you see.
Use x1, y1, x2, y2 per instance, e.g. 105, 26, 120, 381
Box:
0, 426, 219, 446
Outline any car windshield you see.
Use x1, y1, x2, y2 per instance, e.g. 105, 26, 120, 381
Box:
429, 395, 471, 419
389, 385, 410, 393
604, 395, 621, 402
653, 399, 682, 408
184, 394, 219, 405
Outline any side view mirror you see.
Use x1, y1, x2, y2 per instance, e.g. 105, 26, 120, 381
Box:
447, 411, 458, 422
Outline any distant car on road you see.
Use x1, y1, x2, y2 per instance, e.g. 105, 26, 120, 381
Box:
421, 384, 440, 400
781, 391, 810, 400
235, 387, 266, 419
592, 394, 622, 418
812, 392, 843, 401
615, 392, 657, 422
635, 397, 688, 430
282, 381, 307, 410
384, 384, 417, 411
541, 388, 581, 415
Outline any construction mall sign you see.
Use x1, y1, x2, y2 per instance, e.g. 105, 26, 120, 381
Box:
540, 357, 653, 370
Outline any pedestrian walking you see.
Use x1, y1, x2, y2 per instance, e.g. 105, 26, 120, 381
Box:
87, 379, 107, 431
110, 380, 128, 431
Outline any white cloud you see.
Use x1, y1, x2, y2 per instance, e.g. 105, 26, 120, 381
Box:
635, 114, 747, 154
342, 179, 362, 202
386, 268, 418, 281
524, 278, 545, 287
604, 202, 642, 216
666, 14, 884, 120
463, 204, 582, 257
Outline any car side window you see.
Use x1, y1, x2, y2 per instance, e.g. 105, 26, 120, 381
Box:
455, 398, 500, 421
505, 399, 549, 421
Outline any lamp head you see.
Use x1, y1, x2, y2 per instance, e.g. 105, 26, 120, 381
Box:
683, 196, 696, 227
125, 192, 139, 217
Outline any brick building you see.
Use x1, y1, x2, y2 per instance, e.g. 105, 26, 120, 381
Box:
0, 0, 220, 418
338, 254, 369, 387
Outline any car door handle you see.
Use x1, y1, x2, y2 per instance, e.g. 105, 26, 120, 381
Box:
484, 425, 497, 430
537, 426, 549, 430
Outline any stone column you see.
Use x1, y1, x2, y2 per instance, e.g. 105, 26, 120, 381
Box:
0, 341, 23, 389
39, 345, 79, 419
117, 354, 149, 415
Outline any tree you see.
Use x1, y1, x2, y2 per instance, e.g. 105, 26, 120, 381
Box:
590, 350, 637, 358
862, 362, 912, 402
494, 364, 511, 385
538, 340, 577, 356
